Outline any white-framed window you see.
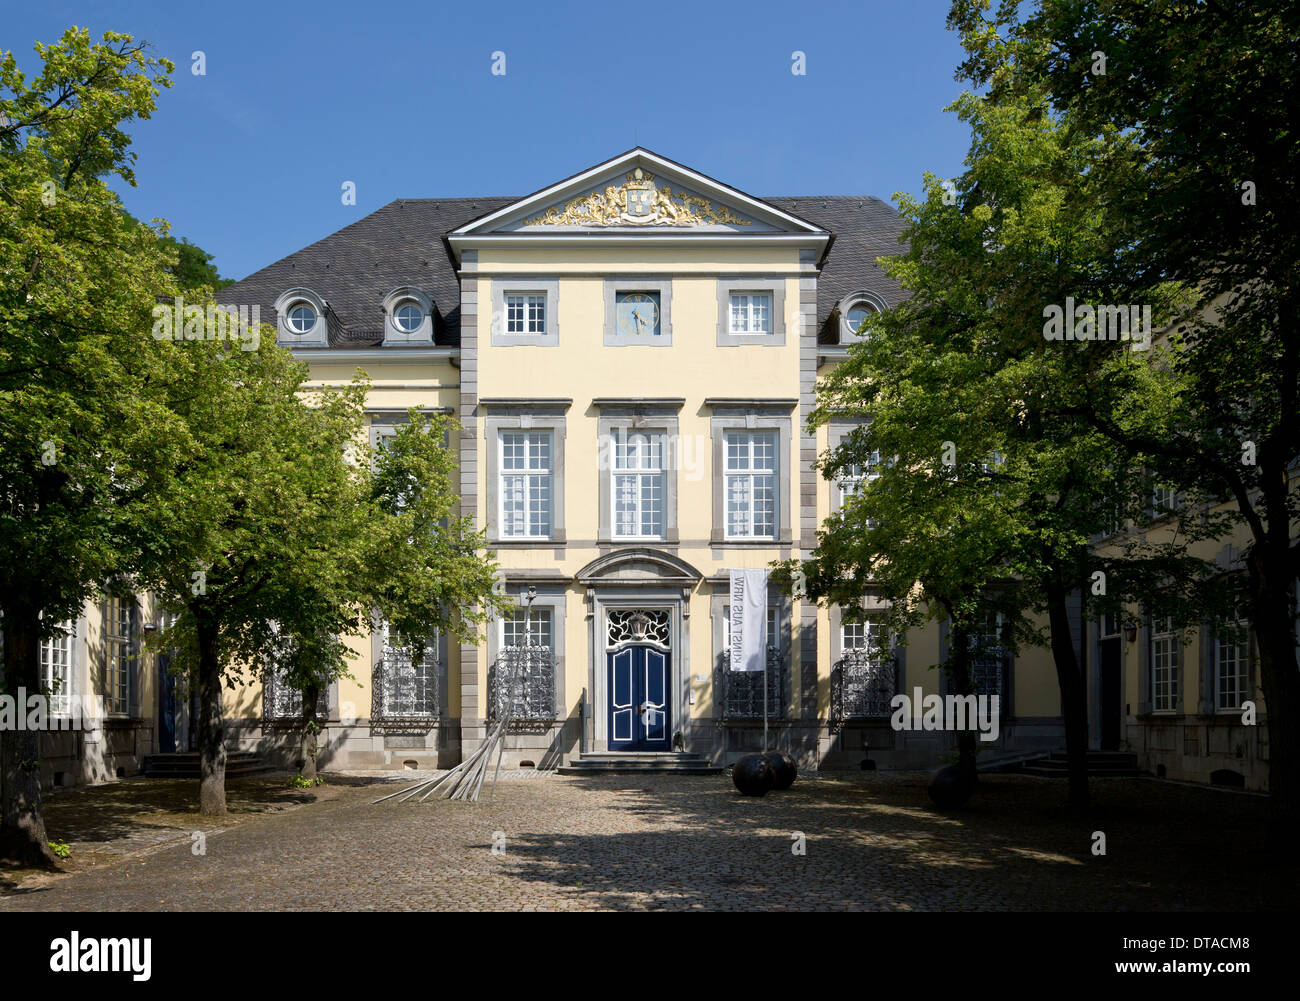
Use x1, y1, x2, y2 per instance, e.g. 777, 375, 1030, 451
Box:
728, 292, 773, 335
502, 608, 553, 651
842, 617, 889, 655
393, 301, 423, 333
1214, 629, 1249, 712
724, 430, 778, 540
1150, 616, 1180, 712
40, 621, 73, 717
837, 448, 882, 509
377, 622, 438, 718
723, 603, 779, 654
612, 430, 666, 540
499, 430, 552, 538
505, 293, 547, 335
105, 597, 135, 716
1151, 483, 1178, 516
287, 303, 317, 334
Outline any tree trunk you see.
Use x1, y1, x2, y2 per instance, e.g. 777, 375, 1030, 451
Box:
949, 623, 978, 786
1247, 542, 1300, 909
299, 683, 320, 781
1045, 577, 1090, 812
0, 602, 57, 867
195, 613, 226, 817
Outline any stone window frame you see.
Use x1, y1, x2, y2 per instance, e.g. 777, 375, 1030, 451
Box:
274, 287, 329, 347
829, 596, 903, 677
1147, 614, 1182, 714
595, 399, 684, 545
829, 596, 905, 720
482, 400, 570, 545
937, 612, 1015, 718
602, 277, 674, 346
836, 289, 887, 345
716, 277, 787, 347
381, 286, 435, 346
369, 613, 448, 724
707, 401, 795, 546
1206, 621, 1252, 715
708, 586, 792, 719
39, 617, 80, 719
485, 583, 567, 723
827, 419, 879, 515
367, 410, 452, 472
102, 595, 139, 718
489, 278, 559, 346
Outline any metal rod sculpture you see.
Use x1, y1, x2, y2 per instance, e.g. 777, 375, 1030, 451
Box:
373, 587, 537, 806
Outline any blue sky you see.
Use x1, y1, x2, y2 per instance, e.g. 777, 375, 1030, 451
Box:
6, 0, 973, 281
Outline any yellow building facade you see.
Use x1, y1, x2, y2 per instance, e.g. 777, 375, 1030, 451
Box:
205, 148, 1072, 773
37, 148, 1272, 790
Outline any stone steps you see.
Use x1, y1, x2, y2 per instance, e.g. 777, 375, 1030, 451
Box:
143, 751, 275, 779
1020, 750, 1144, 778
557, 752, 723, 775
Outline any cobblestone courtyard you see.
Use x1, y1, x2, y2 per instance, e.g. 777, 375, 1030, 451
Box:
0, 771, 1269, 911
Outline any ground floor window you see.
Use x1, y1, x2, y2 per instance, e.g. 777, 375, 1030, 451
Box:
491, 608, 556, 721
969, 610, 1006, 700
833, 614, 895, 719
1213, 628, 1249, 712
718, 604, 785, 719
104, 597, 135, 715
40, 621, 73, 716
373, 622, 438, 720
1150, 616, 1180, 712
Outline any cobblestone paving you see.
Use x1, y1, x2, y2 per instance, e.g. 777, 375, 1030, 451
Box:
0, 772, 1267, 911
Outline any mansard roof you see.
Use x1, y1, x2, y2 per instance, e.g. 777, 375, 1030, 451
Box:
217, 164, 909, 348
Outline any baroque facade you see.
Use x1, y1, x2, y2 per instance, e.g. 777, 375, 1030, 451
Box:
31, 149, 1276, 789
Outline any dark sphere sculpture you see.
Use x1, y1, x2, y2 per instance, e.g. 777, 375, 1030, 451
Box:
763, 750, 798, 790
928, 764, 974, 808
732, 753, 774, 797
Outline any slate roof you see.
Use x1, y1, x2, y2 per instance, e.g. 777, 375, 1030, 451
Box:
218, 194, 908, 347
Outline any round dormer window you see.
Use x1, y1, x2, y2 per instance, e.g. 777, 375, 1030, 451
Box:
844, 301, 876, 339
287, 303, 318, 333
393, 301, 424, 333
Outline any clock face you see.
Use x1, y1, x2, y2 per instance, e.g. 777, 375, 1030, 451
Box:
616, 292, 660, 337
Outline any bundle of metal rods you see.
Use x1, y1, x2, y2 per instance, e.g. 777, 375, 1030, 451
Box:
372, 644, 528, 806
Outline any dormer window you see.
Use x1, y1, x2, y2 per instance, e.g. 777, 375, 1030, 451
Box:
381, 287, 435, 345
274, 288, 330, 347
287, 303, 318, 334
837, 291, 885, 343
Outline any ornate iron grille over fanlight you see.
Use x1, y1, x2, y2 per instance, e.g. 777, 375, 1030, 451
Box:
606, 608, 670, 650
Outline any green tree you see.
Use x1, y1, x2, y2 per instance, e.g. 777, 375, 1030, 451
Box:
791, 14, 1231, 810
952, 0, 1300, 852
136, 350, 504, 814
0, 29, 180, 865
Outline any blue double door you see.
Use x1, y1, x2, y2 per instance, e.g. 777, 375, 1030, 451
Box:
608, 646, 671, 751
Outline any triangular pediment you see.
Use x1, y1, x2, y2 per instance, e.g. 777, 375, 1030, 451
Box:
451, 148, 825, 237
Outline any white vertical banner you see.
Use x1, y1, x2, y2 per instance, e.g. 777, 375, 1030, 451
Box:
729, 568, 768, 672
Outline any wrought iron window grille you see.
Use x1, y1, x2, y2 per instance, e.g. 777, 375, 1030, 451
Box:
489, 643, 556, 727
831, 647, 899, 723
716, 645, 786, 720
